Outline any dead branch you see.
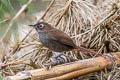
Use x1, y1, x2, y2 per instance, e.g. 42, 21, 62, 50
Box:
5, 52, 120, 80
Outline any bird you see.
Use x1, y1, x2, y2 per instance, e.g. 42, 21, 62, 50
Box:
29, 22, 96, 64
29, 22, 97, 54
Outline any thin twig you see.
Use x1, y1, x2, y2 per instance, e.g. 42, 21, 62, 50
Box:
40, 0, 55, 20
12, 28, 33, 54
0, 61, 30, 69
0, 19, 9, 24
55, 0, 72, 26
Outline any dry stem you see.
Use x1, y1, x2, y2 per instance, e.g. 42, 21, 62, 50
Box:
5, 52, 120, 80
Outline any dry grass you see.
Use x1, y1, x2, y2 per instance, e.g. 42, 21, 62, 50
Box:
1, 0, 120, 79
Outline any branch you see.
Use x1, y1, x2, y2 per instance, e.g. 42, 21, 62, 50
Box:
5, 52, 120, 80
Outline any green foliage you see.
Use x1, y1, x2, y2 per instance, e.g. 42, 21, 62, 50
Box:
0, 0, 15, 38
17, 0, 27, 4
17, 0, 37, 13
0, 23, 7, 37
28, 4, 37, 13
0, 75, 3, 80
0, 0, 37, 42
0, 0, 14, 20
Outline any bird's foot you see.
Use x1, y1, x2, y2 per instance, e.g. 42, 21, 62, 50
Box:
43, 54, 76, 69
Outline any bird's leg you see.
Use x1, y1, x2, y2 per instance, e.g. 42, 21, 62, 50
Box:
52, 51, 64, 58
43, 52, 65, 69
50, 51, 76, 66
50, 51, 65, 64
44, 52, 77, 69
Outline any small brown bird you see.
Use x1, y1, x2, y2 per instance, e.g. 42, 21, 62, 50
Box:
29, 22, 96, 55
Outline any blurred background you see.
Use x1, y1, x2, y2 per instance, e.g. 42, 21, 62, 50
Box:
0, 0, 50, 43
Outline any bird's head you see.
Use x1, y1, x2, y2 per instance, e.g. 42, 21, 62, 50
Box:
29, 22, 53, 32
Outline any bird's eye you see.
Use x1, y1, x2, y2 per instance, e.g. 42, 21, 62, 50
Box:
38, 24, 44, 28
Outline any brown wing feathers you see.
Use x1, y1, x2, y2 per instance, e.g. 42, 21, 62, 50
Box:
49, 29, 76, 48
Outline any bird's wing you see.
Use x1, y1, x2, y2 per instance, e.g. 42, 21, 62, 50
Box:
48, 29, 76, 47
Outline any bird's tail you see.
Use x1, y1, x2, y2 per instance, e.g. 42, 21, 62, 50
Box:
73, 46, 97, 55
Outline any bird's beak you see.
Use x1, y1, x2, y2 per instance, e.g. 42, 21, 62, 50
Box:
29, 24, 35, 28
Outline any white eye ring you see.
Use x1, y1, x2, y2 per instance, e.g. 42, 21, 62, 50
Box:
38, 24, 44, 28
